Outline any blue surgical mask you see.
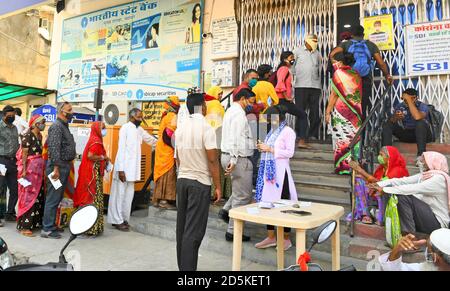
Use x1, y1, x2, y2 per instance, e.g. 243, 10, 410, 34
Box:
102, 129, 107, 137
249, 79, 258, 88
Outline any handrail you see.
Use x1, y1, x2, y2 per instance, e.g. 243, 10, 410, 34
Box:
220, 91, 233, 110
348, 84, 392, 237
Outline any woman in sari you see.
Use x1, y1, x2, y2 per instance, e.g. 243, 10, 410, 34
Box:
348, 146, 409, 225
73, 121, 109, 236
326, 53, 363, 175
153, 96, 180, 210
16, 115, 47, 237
254, 105, 298, 251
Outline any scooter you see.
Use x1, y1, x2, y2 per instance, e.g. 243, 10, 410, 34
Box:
283, 220, 357, 271
0, 204, 98, 271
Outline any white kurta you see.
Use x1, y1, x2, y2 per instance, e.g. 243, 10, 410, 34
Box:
114, 122, 157, 182
107, 122, 157, 225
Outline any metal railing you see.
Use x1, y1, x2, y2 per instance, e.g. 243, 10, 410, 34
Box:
347, 85, 392, 237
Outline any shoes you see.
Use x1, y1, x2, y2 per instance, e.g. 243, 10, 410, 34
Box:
0, 220, 4, 227
225, 232, 251, 242
4, 214, 16, 222
255, 237, 277, 249
41, 230, 62, 239
114, 223, 130, 232
276, 239, 293, 251
218, 209, 229, 223
55, 227, 65, 233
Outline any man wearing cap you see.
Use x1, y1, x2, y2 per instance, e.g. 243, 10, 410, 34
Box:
379, 229, 450, 271
294, 34, 322, 142
0, 105, 20, 226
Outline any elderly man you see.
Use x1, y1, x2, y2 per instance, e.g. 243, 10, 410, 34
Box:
42, 102, 76, 239
379, 229, 450, 271
107, 108, 157, 232
294, 34, 322, 141
0, 106, 20, 226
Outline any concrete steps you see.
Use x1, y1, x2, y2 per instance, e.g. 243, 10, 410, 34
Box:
130, 206, 369, 270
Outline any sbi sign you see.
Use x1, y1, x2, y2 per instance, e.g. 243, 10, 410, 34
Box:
412, 61, 450, 73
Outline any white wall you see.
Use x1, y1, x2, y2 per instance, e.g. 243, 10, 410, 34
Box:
47, 0, 237, 94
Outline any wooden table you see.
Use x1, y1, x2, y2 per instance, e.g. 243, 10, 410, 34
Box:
229, 202, 345, 271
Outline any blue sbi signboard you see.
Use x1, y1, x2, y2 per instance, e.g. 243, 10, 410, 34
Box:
0, 0, 50, 18
33, 105, 98, 123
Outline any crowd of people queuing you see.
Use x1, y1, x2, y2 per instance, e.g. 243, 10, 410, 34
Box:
0, 25, 449, 271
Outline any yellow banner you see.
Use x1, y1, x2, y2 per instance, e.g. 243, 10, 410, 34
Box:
364, 14, 395, 51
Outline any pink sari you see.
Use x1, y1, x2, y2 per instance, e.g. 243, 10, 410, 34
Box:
16, 148, 45, 219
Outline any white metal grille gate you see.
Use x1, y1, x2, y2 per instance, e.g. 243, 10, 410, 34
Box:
362, 0, 450, 142
239, 0, 336, 138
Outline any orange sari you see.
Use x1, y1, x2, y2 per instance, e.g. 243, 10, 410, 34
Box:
154, 112, 177, 183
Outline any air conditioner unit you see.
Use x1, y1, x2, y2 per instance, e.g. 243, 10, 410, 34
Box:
101, 100, 137, 126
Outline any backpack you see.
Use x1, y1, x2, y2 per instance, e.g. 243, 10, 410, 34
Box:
268, 67, 290, 87
348, 40, 373, 77
427, 104, 444, 142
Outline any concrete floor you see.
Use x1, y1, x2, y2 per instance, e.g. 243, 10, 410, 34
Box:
0, 219, 273, 271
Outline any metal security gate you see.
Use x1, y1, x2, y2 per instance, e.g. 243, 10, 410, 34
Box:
362, 0, 450, 142
239, 0, 337, 139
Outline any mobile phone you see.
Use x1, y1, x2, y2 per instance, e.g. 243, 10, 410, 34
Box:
281, 210, 312, 217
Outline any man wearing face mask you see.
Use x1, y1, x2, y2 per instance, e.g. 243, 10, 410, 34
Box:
293, 34, 322, 142
382, 88, 433, 157
107, 108, 157, 232
220, 89, 256, 242
232, 69, 259, 99
42, 102, 76, 239
0, 106, 20, 226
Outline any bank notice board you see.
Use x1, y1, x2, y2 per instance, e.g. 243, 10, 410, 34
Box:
58, 0, 203, 102
405, 20, 450, 77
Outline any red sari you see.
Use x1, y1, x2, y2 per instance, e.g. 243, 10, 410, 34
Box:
73, 122, 106, 207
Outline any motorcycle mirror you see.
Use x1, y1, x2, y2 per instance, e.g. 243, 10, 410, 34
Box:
309, 220, 337, 251
0, 237, 8, 255
69, 205, 98, 236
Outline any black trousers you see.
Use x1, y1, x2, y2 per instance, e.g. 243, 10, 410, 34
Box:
361, 77, 373, 119
295, 88, 322, 139
0, 157, 18, 218
382, 120, 433, 156
279, 99, 308, 140
176, 178, 211, 271
397, 195, 441, 235
267, 171, 291, 233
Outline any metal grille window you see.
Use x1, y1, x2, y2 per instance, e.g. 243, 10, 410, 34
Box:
239, 0, 336, 138
362, 0, 450, 142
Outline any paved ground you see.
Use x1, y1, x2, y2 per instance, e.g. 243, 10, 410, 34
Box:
0, 219, 273, 271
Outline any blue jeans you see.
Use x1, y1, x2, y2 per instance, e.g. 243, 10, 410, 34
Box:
42, 163, 71, 232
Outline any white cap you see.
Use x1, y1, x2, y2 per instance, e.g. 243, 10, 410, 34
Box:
430, 228, 450, 256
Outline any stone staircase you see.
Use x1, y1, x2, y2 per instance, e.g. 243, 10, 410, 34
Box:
129, 141, 450, 269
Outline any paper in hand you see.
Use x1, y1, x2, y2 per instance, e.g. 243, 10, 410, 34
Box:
18, 178, 32, 188
106, 162, 114, 173
0, 164, 7, 176
48, 173, 63, 190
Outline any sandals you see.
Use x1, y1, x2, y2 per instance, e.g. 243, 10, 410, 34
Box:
361, 216, 373, 225
297, 143, 313, 149
20, 230, 35, 237
159, 200, 177, 211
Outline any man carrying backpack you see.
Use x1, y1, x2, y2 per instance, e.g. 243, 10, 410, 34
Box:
382, 88, 434, 156
330, 25, 393, 118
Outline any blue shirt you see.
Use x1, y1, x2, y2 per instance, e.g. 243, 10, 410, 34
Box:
394, 101, 429, 129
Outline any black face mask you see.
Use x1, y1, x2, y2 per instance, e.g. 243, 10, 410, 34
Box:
133, 120, 143, 128
4, 116, 14, 125
64, 112, 74, 122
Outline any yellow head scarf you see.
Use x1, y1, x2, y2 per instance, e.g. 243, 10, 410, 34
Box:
206, 86, 223, 100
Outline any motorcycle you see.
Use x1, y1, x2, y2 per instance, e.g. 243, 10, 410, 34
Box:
0, 204, 98, 271
283, 220, 357, 271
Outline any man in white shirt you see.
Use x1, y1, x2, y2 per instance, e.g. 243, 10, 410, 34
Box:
175, 93, 222, 271
220, 88, 256, 242
379, 229, 450, 271
107, 108, 157, 232
13, 108, 29, 137
293, 34, 322, 141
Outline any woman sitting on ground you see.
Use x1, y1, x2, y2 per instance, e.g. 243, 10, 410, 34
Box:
349, 146, 409, 225
373, 151, 450, 237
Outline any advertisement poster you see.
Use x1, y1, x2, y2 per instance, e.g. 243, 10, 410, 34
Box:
363, 14, 395, 51
405, 20, 450, 76
58, 0, 203, 102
